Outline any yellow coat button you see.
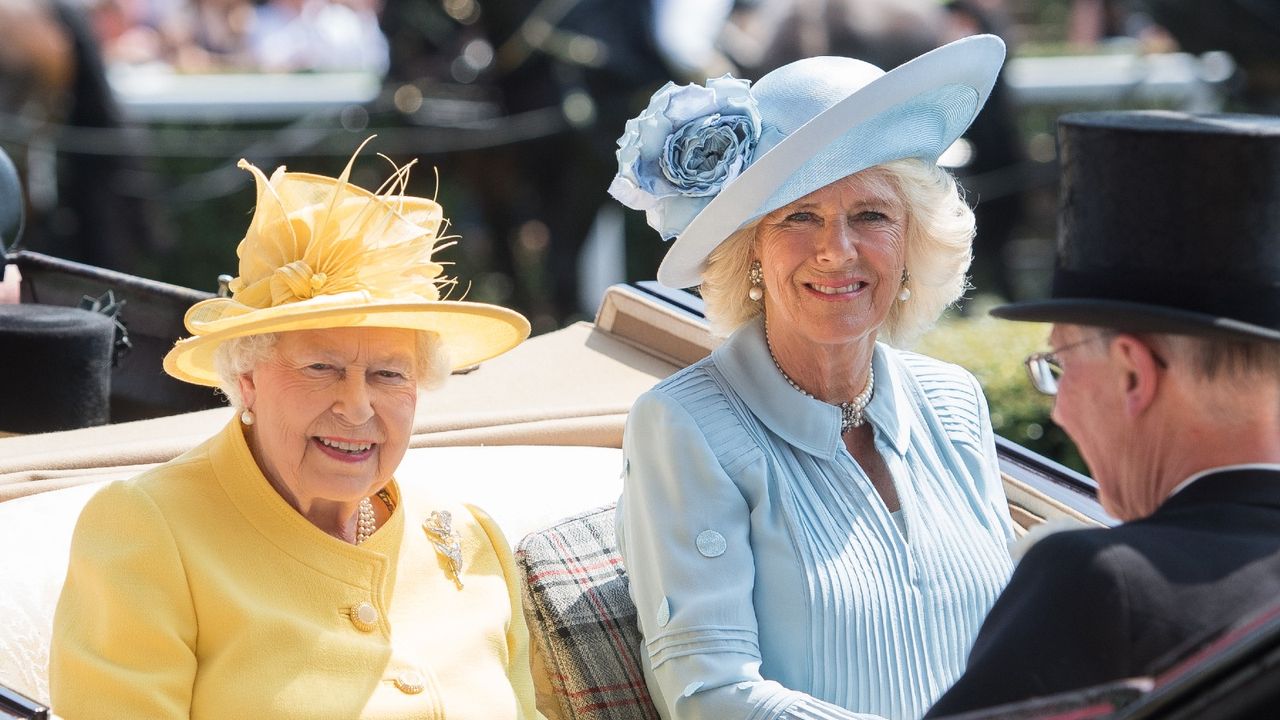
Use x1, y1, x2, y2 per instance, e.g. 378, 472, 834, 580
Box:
394, 669, 426, 694
349, 602, 379, 632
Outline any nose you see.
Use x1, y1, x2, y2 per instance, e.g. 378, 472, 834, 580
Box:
1049, 395, 1065, 428
332, 372, 375, 425
815, 218, 857, 265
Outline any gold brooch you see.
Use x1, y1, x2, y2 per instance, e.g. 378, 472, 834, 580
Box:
423, 510, 464, 588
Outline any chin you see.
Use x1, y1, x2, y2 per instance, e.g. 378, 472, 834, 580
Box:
313, 472, 382, 498
798, 320, 877, 346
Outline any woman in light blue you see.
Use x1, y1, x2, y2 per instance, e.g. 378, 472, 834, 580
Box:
609, 36, 1016, 719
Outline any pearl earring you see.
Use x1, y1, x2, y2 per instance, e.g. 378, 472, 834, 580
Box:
240, 409, 255, 426
748, 260, 764, 302
898, 268, 911, 302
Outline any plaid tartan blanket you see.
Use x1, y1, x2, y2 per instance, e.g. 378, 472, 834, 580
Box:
516, 504, 659, 720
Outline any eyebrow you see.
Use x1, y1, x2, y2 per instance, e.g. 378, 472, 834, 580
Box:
375, 354, 416, 369
785, 195, 901, 212
363, 349, 416, 367
290, 348, 415, 367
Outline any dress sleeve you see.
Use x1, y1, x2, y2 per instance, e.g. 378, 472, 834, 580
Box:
618, 390, 880, 720
49, 481, 198, 720
468, 504, 547, 720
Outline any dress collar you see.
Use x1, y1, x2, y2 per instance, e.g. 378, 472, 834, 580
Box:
208, 419, 404, 580
711, 316, 912, 459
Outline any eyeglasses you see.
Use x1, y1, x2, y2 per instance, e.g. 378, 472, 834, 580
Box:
1023, 335, 1109, 396
1024, 334, 1169, 396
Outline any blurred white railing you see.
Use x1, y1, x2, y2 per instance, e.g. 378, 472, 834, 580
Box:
105, 51, 1236, 124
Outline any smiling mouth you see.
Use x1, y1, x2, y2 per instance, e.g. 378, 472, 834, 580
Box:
316, 437, 374, 454
807, 281, 866, 295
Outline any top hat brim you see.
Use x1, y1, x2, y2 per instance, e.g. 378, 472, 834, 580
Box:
163, 297, 531, 387
991, 111, 1280, 345
656, 34, 1005, 289
991, 298, 1280, 343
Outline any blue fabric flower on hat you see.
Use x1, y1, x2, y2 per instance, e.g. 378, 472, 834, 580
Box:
609, 76, 760, 240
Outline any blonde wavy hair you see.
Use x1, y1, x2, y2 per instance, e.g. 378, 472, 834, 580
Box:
213, 330, 452, 409
700, 158, 974, 346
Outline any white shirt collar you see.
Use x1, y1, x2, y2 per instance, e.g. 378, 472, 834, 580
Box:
1168, 463, 1280, 498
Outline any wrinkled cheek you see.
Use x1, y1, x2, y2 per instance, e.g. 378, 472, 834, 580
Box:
381, 399, 417, 458
380, 441, 411, 483
869, 286, 896, 315
394, 398, 418, 437
762, 284, 797, 321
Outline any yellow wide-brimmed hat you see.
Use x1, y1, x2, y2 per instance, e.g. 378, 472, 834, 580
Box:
163, 143, 530, 387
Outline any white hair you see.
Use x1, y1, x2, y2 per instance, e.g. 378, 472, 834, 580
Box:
213, 329, 452, 408
699, 158, 975, 345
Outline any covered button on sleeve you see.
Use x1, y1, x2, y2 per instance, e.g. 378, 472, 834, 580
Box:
696, 529, 727, 558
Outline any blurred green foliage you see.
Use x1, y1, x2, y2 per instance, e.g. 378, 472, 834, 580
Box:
915, 305, 1088, 474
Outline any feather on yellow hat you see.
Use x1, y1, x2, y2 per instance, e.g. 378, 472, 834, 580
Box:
163, 143, 530, 386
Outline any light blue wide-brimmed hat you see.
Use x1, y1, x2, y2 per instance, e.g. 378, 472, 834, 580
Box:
608, 34, 1006, 289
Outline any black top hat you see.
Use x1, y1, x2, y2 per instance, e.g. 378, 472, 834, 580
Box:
992, 111, 1280, 342
0, 304, 115, 432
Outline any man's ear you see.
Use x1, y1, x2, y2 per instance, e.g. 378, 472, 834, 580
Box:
1109, 335, 1162, 418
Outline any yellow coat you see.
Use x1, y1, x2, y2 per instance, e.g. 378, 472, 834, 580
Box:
49, 420, 543, 720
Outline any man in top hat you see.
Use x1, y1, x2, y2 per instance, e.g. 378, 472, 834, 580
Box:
926, 110, 1280, 715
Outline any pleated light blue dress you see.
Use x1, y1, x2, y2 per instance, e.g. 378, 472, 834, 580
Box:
616, 318, 1015, 719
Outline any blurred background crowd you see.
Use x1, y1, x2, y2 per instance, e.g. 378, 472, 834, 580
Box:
1, 0, 1278, 328
2, 0, 1278, 466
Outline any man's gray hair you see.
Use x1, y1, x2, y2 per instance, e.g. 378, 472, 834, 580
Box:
1083, 328, 1280, 391
1155, 334, 1280, 383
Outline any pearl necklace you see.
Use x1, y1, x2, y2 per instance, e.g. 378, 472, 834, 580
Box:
765, 321, 874, 433
355, 497, 375, 544
354, 490, 394, 545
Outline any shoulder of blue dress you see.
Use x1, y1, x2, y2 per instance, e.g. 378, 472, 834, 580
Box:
641, 354, 763, 477
890, 347, 985, 447
649, 349, 717, 395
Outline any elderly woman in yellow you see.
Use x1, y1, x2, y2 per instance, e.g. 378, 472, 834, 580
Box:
48, 145, 540, 719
